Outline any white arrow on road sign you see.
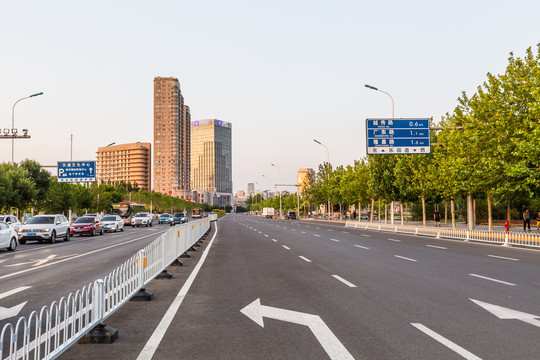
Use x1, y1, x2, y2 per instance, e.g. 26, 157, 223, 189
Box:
240, 298, 354, 360
471, 299, 540, 328
0, 286, 31, 321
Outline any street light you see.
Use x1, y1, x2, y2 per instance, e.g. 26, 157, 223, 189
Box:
364, 84, 394, 118
271, 163, 282, 219
106, 142, 116, 147
11, 92, 44, 163
313, 139, 331, 218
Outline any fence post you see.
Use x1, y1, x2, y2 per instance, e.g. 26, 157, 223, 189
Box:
436, 229, 440, 239
130, 250, 153, 301
95, 279, 104, 324
415, 226, 418, 236
503, 232, 510, 247
78, 279, 118, 344
465, 230, 470, 242
378, 224, 381, 232
394, 226, 397, 233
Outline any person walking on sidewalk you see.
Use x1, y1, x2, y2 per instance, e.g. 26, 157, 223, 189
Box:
523, 208, 531, 232
434, 209, 441, 227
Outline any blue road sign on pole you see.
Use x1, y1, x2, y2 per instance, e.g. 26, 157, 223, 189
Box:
57, 161, 96, 182
366, 118, 431, 154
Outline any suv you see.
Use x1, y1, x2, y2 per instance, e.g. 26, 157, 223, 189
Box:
18, 214, 70, 244
0, 214, 22, 232
285, 211, 297, 220
170, 212, 187, 225
131, 212, 153, 227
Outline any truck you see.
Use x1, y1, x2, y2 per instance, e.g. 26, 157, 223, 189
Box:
262, 207, 275, 219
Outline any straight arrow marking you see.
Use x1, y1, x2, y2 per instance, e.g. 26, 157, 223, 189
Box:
241, 299, 354, 360
0, 301, 28, 321
470, 299, 540, 328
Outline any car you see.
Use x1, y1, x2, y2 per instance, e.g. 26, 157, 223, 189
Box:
18, 214, 71, 244
285, 211, 297, 220
84, 213, 101, 220
158, 213, 172, 224
170, 212, 187, 225
71, 216, 104, 236
131, 212, 153, 227
101, 215, 124, 232
0, 221, 18, 251
0, 214, 22, 232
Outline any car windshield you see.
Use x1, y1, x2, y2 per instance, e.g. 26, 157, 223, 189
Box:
28, 216, 55, 225
0, 217, 4, 222
135, 213, 147, 217
173, 213, 183, 217
75, 217, 94, 223
161, 214, 170, 217
101, 216, 116, 221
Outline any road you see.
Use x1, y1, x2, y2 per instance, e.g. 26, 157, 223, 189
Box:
57, 214, 540, 359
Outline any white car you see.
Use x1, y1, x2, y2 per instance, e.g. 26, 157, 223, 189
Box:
0, 221, 18, 251
0, 214, 22, 232
101, 215, 124, 232
131, 212, 153, 227
18, 214, 71, 244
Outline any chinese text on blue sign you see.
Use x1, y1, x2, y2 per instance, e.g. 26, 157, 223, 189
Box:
366, 118, 431, 154
57, 161, 96, 183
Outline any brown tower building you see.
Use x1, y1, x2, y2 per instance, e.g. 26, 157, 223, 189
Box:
96, 142, 151, 190
153, 77, 191, 198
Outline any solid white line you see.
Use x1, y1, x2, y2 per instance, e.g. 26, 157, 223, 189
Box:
411, 323, 482, 360
0, 286, 32, 300
354, 245, 369, 249
387, 238, 401, 242
313, 234, 320, 237
330, 239, 340, 242
394, 255, 417, 262
137, 224, 219, 360
487, 255, 519, 261
361, 234, 371, 237
299, 256, 312, 263
282, 245, 291, 250
426, 245, 447, 250
332, 275, 357, 288
469, 274, 515, 286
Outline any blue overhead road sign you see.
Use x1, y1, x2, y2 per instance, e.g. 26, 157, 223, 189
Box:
57, 161, 96, 182
366, 118, 431, 154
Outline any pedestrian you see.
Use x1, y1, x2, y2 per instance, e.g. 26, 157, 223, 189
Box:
434, 209, 441, 227
536, 211, 540, 231
523, 208, 531, 232
352, 210, 357, 221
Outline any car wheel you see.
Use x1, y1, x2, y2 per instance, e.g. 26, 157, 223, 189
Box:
19, 239, 26, 245
7, 237, 17, 251
64, 230, 70, 242
91, 228, 95, 236
50, 231, 56, 244
150, 222, 153, 227
121, 226, 124, 232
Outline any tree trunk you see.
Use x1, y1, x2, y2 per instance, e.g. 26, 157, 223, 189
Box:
339, 203, 342, 220
444, 202, 448, 225
384, 203, 388, 224
507, 198, 511, 229
487, 191, 493, 231
400, 202, 404, 225
405, 203, 408, 223
451, 198, 456, 228
390, 201, 394, 225
377, 199, 380, 223
473, 198, 476, 226
371, 198, 375, 223
467, 194, 474, 230
422, 197, 426, 227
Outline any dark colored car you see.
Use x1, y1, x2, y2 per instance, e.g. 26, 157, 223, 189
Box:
71, 216, 104, 236
170, 212, 187, 225
285, 211, 297, 220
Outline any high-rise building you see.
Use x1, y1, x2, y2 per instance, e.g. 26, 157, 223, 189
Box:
247, 183, 255, 196
153, 77, 191, 198
96, 142, 152, 190
297, 168, 315, 195
191, 119, 232, 206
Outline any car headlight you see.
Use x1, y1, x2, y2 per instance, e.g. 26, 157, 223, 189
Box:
42, 228, 50, 232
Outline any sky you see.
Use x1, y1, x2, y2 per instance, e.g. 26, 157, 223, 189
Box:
1, 0, 539, 194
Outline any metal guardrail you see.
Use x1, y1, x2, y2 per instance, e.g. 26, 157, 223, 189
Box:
1, 214, 217, 360
345, 220, 540, 248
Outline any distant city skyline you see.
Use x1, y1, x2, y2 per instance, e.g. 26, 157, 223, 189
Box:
2, 1, 539, 194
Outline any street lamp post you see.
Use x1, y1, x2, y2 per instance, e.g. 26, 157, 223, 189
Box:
313, 139, 331, 219
11, 92, 43, 163
271, 164, 282, 219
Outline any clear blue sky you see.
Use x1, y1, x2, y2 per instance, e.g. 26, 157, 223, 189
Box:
1, 0, 539, 194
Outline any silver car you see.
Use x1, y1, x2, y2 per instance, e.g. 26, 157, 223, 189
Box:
131, 212, 153, 227
0, 221, 18, 251
101, 215, 124, 232
18, 214, 71, 244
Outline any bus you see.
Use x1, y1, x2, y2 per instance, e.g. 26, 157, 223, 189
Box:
192, 207, 203, 219
110, 202, 146, 225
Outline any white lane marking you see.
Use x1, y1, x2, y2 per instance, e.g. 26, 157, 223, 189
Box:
316, 227, 320, 229
426, 245, 447, 250
0, 286, 32, 300
282, 245, 291, 250
332, 275, 357, 288
394, 255, 417, 262
272, 239, 277, 242
387, 238, 401, 242
313, 234, 321, 237
412, 323, 482, 360
299, 256, 312, 263
469, 274, 515, 286
341, 231, 349, 234
361, 234, 371, 237
137, 223, 219, 360
354, 245, 369, 249
258, 231, 262, 234
301, 231, 306, 234
292, 229, 296, 232
331, 239, 340, 242
327, 229, 333, 231
264, 234, 269, 237
487, 255, 519, 261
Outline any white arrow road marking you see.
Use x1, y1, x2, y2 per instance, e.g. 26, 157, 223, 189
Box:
0, 286, 31, 300
241, 299, 354, 360
0, 286, 31, 321
470, 299, 540, 328
5, 254, 74, 268
412, 323, 482, 360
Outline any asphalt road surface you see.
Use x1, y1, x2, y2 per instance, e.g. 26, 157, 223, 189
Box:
6, 215, 540, 359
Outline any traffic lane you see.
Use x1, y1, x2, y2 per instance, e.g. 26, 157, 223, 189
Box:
249, 220, 540, 359
152, 216, 469, 359
0, 225, 169, 327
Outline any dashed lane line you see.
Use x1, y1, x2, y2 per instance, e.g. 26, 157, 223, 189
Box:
469, 274, 515, 286
313, 234, 321, 237
361, 234, 371, 237
394, 255, 418, 262
412, 323, 482, 360
387, 239, 401, 242
332, 275, 357, 288
354, 245, 369, 249
487, 255, 519, 261
331, 239, 340, 242
282, 245, 291, 250
426, 245, 447, 250
298, 256, 312, 263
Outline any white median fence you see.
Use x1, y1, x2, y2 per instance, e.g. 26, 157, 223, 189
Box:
344, 220, 540, 248
1, 214, 217, 360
